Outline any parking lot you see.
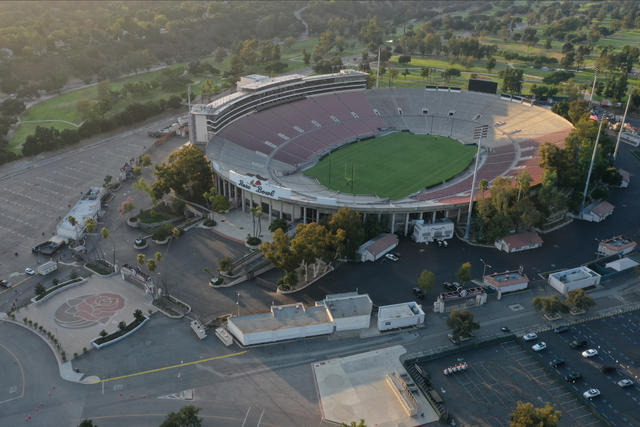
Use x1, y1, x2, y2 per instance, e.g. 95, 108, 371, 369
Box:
417, 340, 600, 427
533, 310, 640, 426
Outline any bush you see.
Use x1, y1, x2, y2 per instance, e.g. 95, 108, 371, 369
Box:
152, 223, 173, 241
99, 330, 107, 337
171, 198, 186, 215
246, 236, 262, 246
203, 219, 216, 227
35, 283, 46, 297
268, 218, 287, 232
134, 309, 144, 322
212, 194, 231, 212
118, 321, 127, 331
129, 217, 138, 223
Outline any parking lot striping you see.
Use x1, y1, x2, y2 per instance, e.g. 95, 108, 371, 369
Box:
0, 276, 33, 296
73, 413, 280, 427
0, 342, 25, 404
92, 351, 248, 384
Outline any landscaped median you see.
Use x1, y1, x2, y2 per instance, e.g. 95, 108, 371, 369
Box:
92, 311, 149, 350
31, 277, 86, 304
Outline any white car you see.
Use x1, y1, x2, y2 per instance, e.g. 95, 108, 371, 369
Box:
25, 267, 35, 276
385, 253, 399, 262
583, 388, 600, 399
532, 342, 547, 352
523, 333, 538, 341
617, 379, 634, 388
582, 349, 598, 358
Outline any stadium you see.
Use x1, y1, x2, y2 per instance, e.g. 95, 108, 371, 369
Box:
190, 70, 573, 236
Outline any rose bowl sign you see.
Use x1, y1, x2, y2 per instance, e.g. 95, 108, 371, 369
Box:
229, 170, 291, 200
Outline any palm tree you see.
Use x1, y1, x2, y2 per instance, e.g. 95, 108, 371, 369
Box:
250, 206, 260, 237
202, 187, 216, 218
137, 253, 146, 266
85, 218, 97, 233
479, 179, 489, 199
100, 227, 116, 266
67, 215, 79, 240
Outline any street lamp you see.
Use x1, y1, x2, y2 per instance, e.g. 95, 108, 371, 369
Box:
464, 123, 489, 240
480, 258, 492, 279
236, 291, 240, 317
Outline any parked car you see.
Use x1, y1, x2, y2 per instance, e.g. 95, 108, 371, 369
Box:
501, 326, 510, 332
549, 358, 565, 367
554, 326, 569, 334
564, 372, 582, 383
582, 349, 598, 358
569, 339, 588, 349
412, 288, 425, 299
436, 240, 448, 247
385, 253, 399, 262
532, 342, 547, 352
24, 267, 35, 276
617, 379, 634, 388
0, 279, 11, 288
452, 282, 463, 290
209, 277, 223, 286
583, 388, 600, 399
523, 333, 538, 341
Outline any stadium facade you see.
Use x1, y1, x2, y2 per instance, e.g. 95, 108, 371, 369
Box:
190, 70, 573, 236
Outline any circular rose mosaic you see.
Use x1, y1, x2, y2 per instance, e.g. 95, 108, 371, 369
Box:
54, 293, 125, 329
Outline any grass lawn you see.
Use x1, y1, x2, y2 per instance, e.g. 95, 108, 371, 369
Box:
304, 133, 476, 200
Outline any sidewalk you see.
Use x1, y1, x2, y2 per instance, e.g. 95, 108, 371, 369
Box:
211, 209, 275, 244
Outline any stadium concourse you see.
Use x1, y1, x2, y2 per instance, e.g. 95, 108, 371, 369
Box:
195, 72, 573, 236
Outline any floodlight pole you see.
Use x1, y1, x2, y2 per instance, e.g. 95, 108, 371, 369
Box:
614, 88, 632, 160
579, 120, 604, 216
376, 47, 381, 89
588, 66, 599, 107
464, 124, 487, 240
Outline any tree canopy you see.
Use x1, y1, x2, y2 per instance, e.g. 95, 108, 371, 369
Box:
510, 401, 561, 427
160, 405, 202, 427
152, 145, 213, 205
446, 309, 479, 340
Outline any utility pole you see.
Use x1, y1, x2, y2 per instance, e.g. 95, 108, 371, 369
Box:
614, 88, 632, 160
376, 47, 381, 89
464, 124, 488, 240
588, 66, 599, 106
580, 120, 604, 216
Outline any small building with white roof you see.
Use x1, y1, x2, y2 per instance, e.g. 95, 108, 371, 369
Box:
548, 266, 601, 296
227, 303, 334, 346
580, 200, 615, 222
318, 292, 373, 331
377, 302, 425, 331
411, 219, 454, 243
483, 270, 529, 295
56, 187, 105, 241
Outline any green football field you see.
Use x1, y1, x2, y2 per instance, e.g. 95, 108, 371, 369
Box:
303, 133, 477, 200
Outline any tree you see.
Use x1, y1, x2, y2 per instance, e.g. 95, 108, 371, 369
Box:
417, 269, 435, 293
532, 296, 568, 316
486, 57, 496, 73
446, 310, 479, 340
67, 215, 79, 239
218, 256, 233, 275
501, 68, 524, 94
341, 421, 366, 427
249, 206, 262, 238
479, 179, 489, 199
35, 283, 46, 298
565, 289, 595, 312
442, 67, 461, 82
119, 197, 135, 217
133, 177, 157, 206
291, 222, 335, 281
160, 405, 202, 427
85, 217, 97, 233
457, 261, 472, 283
260, 228, 300, 274
147, 258, 157, 272
510, 401, 560, 427
78, 420, 96, 427
327, 207, 365, 259
269, 218, 287, 233
141, 154, 151, 167
137, 253, 145, 266
214, 46, 227, 63
133, 308, 144, 322
118, 321, 126, 331
420, 67, 431, 79
153, 145, 213, 205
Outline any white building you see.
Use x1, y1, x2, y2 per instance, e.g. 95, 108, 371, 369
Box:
548, 266, 601, 296
318, 292, 373, 331
483, 270, 529, 297
620, 131, 640, 147
227, 303, 334, 346
357, 233, 398, 262
56, 187, 105, 241
37, 261, 58, 276
495, 231, 543, 253
377, 302, 425, 331
580, 201, 615, 223
605, 257, 639, 272
618, 169, 630, 188
598, 235, 636, 256
412, 219, 454, 243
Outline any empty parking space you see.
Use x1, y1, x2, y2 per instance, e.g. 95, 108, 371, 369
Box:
534, 311, 640, 426
417, 340, 600, 427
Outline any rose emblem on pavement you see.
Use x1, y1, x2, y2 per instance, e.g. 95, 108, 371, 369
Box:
54, 293, 125, 329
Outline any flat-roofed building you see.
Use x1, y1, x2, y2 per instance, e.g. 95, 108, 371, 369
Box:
318, 292, 373, 331
483, 270, 529, 295
548, 266, 601, 296
598, 235, 637, 256
56, 187, 105, 241
227, 303, 334, 345
377, 302, 425, 331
